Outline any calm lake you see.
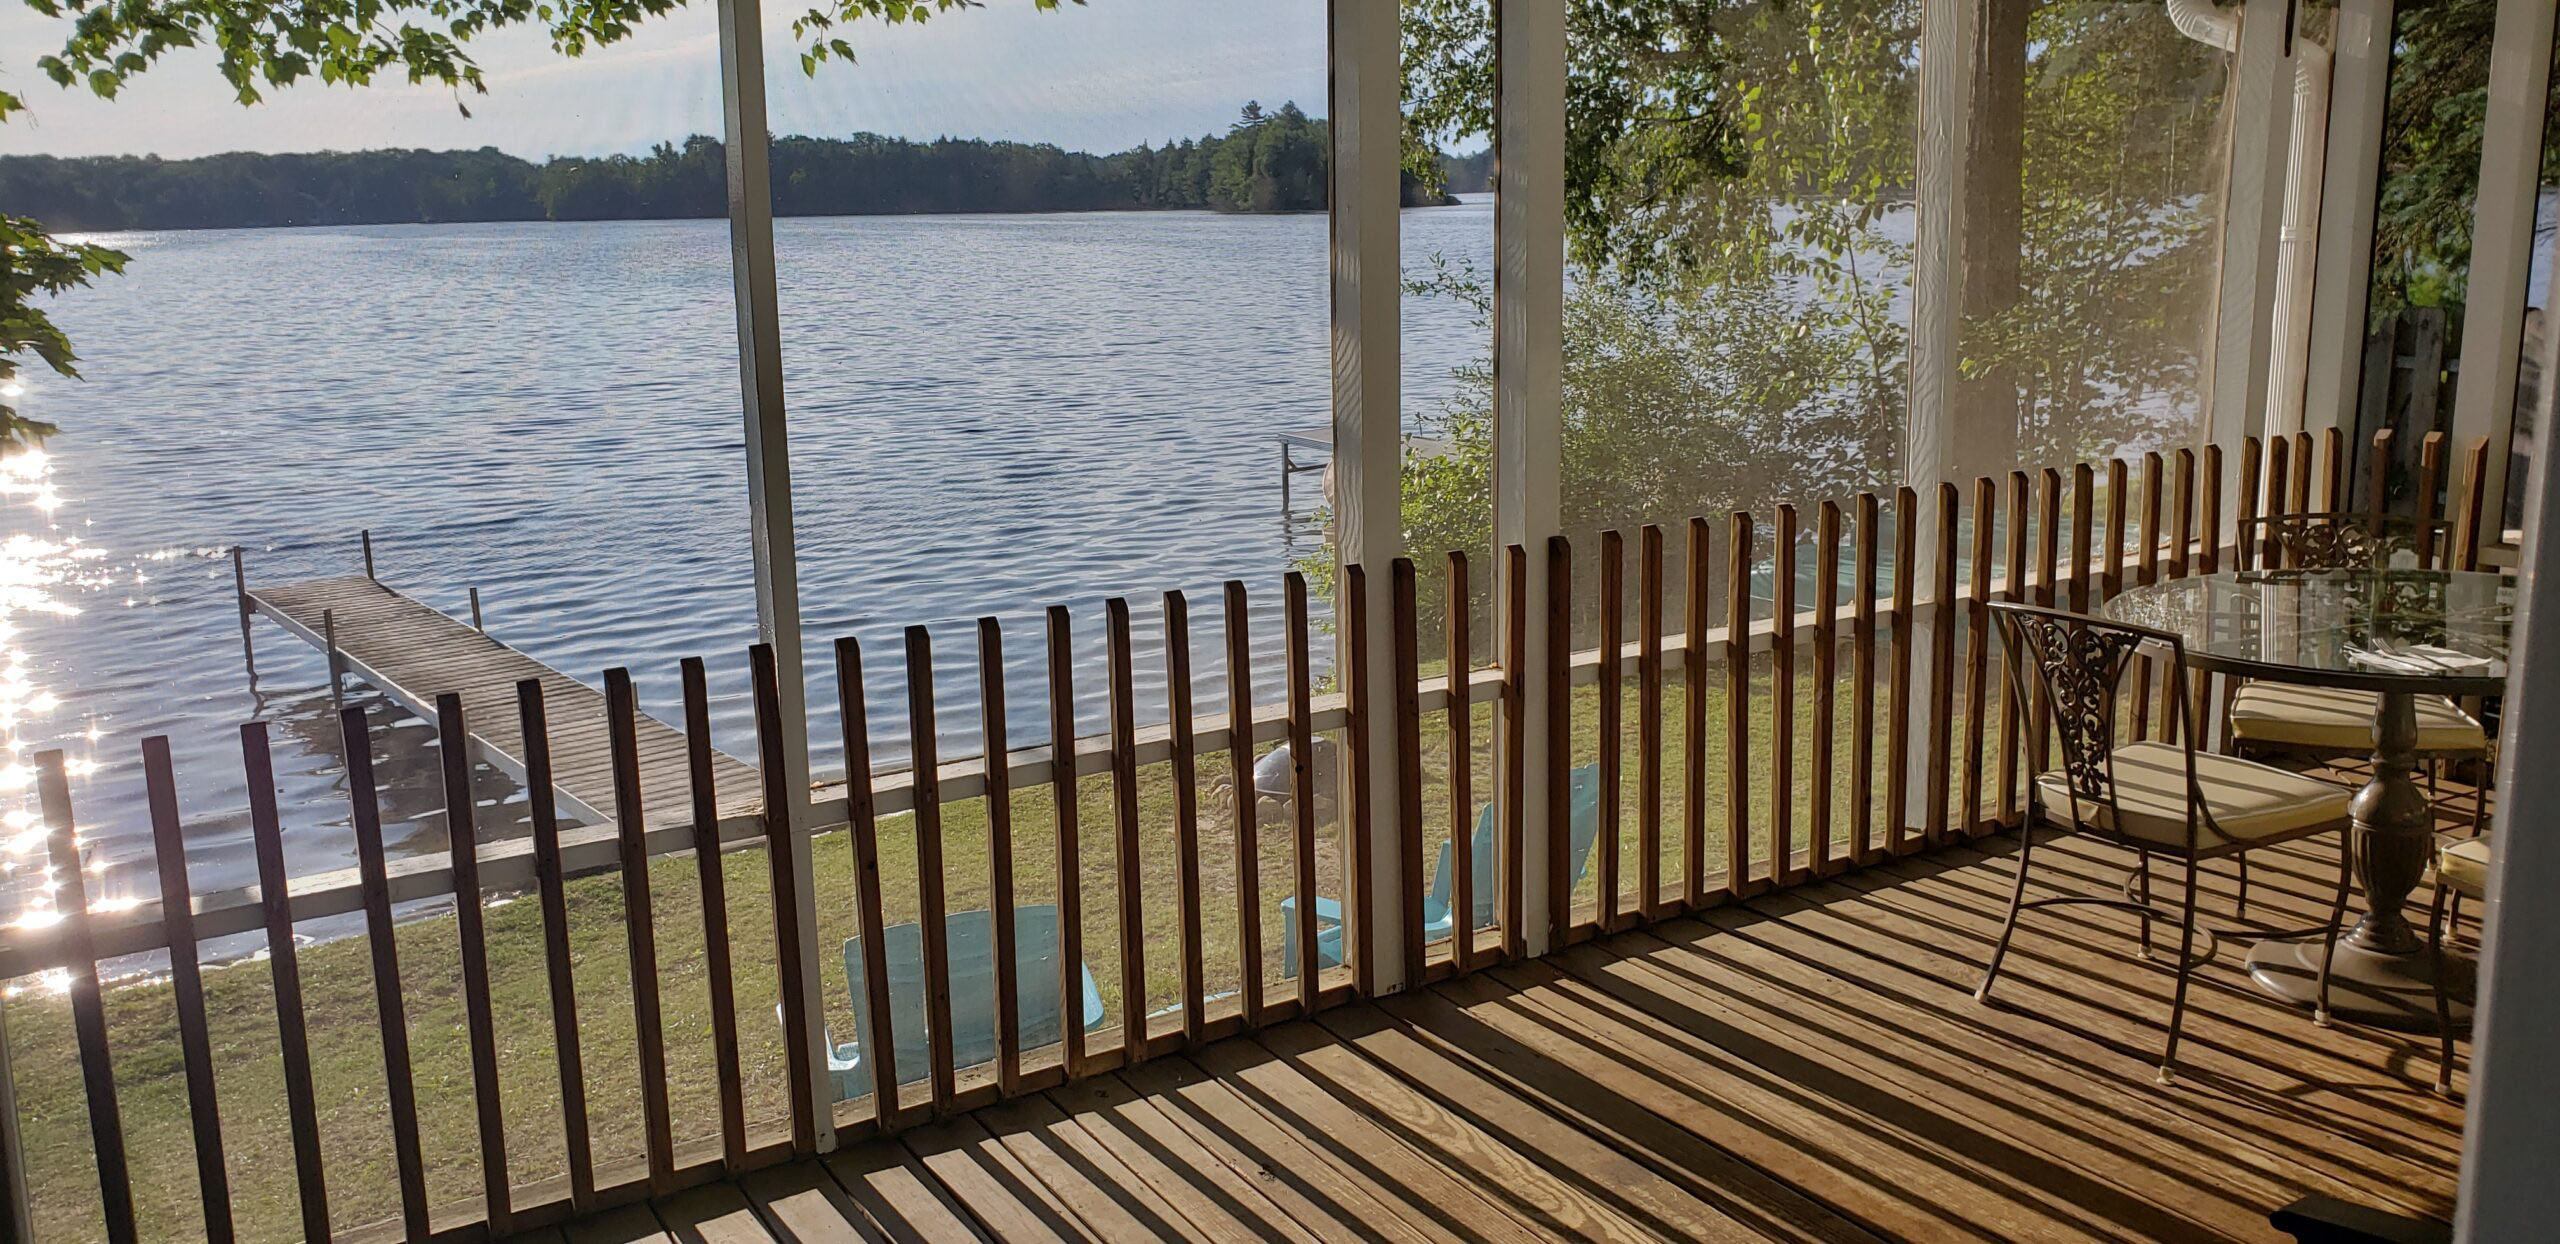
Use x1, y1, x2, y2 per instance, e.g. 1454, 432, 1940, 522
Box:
4, 196, 1497, 947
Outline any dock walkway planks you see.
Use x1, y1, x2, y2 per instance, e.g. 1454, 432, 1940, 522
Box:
246, 574, 760, 827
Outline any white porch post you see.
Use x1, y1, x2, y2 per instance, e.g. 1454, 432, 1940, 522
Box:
2447, 0, 2556, 540
2455, 192, 2560, 1241
716, 0, 828, 1147
1902, 0, 1977, 832
2205, 0, 2298, 523
2301, 0, 2396, 442
1494, 0, 1565, 956
1329, 0, 1408, 991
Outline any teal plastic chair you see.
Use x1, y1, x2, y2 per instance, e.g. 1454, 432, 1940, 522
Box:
814, 904, 1107, 1100
1281, 764, 1603, 976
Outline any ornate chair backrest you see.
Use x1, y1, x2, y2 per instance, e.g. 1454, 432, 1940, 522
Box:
1989, 602, 2208, 851
2238, 511, 2447, 572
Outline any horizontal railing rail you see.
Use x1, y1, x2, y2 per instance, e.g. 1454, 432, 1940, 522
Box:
0, 427, 2498, 1243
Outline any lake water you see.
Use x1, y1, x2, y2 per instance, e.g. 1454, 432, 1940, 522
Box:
2, 197, 1498, 946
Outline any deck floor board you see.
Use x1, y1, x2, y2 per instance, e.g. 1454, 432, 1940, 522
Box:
247, 574, 761, 826
458, 818, 2475, 1242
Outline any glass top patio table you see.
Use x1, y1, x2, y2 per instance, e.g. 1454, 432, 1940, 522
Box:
2098, 568, 2513, 697
2099, 567, 2513, 1033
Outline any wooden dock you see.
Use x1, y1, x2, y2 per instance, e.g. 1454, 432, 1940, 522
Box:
242, 570, 761, 828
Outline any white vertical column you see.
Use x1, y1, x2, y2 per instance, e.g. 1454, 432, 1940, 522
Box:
2448, 0, 2556, 539
716, 0, 827, 1148
1903, 0, 1973, 491
2455, 182, 2560, 1242
1330, 0, 1408, 990
2205, 0, 2298, 522
1494, 0, 1565, 956
2302, 0, 2396, 441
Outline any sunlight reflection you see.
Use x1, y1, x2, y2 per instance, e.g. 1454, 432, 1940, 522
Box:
0, 441, 111, 931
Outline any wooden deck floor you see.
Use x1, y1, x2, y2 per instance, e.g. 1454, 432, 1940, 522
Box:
248, 574, 761, 826
506, 818, 2469, 1244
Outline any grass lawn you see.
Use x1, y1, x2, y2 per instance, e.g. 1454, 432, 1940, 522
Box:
5, 655, 2011, 1242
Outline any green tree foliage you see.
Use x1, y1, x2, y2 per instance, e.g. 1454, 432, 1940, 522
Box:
0, 213, 124, 445
0, 104, 1455, 232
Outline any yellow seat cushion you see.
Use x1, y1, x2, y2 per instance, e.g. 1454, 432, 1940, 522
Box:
2228, 683, 2486, 753
2438, 835, 2492, 898
2034, 741, 2351, 850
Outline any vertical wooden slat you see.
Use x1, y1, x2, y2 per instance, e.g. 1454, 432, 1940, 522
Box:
1851, 494, 1880, 862
2165, 451, 2196, 744
679, 658, 748, 1168
2323, 426, 2348, 510
2103, 458, 2129, 602
1768, 506, 1797, 884
2290, 430, 2316, 516
2199, 445, 2224, 573
836, 637, 902, 1114
516, 682, 594, 1205
38, 754, 134, 1244
434, 695, 511, 1232
2068, 464, 2095, 614
140, 739, 232, 1244
1997, 472, 2029, 821
603, 671, 674, 1187
2454, 437, 2492, 570
2264, 433, 2294, 564
1543, 537, 1573, 943
2416, 430, 2448, 567
1724, 512, 1754, 892
1924, 485, 1958, 849
1499, 547, 1529, 953
1161, 594, 1207, 1038
1597, 531, 1624, 927
2236, 435, 2263, 571
1443, 555, 1476, 968
1885, 488, 1916, 855
1636, 528, 1666, 912
1682, 519, 1712, 905
331, 713, 414, 1239
751, 643, 823, 1152
2368, 427, 2396, 521
1341, 565, 1379, 990
977, 620, 1023, 1091
1038, 610, 1088, 1076
1390, 559, 1427, 984
2131, 455, 2164, 741
1222, 582, 1266, 1015
1286, 572, 1327, 991
1103, 600, 1148, 1054
2033, 470, 2062, 772
903, 627, 959, 1107
1812, 503, 1841, 871
1960, 480, 1993, 838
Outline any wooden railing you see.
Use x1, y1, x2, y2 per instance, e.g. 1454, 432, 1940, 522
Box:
0, 429, 2498, 1243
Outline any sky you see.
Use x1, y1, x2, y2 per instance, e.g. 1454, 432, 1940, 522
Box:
0, 0, 1330, 159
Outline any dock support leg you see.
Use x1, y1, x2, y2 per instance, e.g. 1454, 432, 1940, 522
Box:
361, 530, 375, 580
321, 609, 346, 719
231, 546, 256, 682
469, 588, 484, 632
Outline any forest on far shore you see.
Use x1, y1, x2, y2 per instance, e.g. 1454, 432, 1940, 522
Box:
4, 101, 1481, 232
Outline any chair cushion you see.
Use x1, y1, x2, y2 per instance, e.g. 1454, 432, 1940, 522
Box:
2033, 741, 2350, 850
2228, 683, 2485, 752
2437, 835, 2492, 898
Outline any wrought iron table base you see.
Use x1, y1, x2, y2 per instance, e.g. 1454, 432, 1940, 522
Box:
2246, 690, 2475, 1032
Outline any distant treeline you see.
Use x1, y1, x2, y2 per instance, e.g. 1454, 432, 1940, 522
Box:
5, 101, 1477, 232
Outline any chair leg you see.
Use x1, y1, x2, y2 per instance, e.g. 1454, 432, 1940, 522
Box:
2159, 854, 2203, 1086
2135, 849, 2155, 959
2314, 832, 2354, 1027
1977, 808, 2039, 1004
2427, 879, 2455, 1096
